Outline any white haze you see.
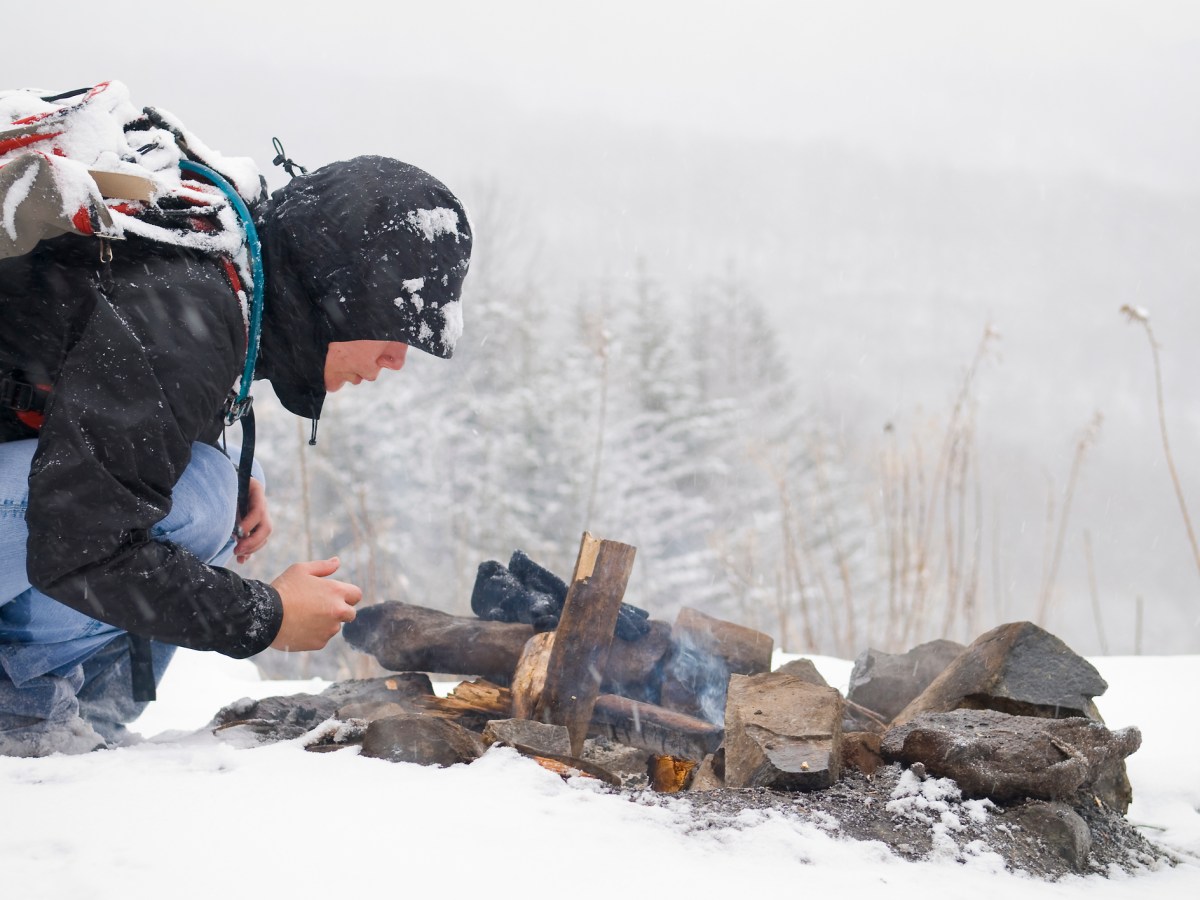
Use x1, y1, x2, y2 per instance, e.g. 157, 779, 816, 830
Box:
3, 1, 1199, 653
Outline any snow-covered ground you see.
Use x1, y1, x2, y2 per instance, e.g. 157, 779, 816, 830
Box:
1, 651, 1196, 899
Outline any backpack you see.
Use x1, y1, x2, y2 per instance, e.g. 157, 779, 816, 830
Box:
0, 80, 264, 421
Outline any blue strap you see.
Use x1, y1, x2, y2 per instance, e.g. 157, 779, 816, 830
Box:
177, 160, 263, 409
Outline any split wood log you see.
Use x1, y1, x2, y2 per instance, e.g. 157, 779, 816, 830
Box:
590, 694, 724, 761
533, 533, 638, 756
511, 632, 556, 720
420, 679, 513, 729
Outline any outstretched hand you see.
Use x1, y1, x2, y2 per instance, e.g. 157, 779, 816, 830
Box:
269, 557, 362, 651
235, 477, 272, 564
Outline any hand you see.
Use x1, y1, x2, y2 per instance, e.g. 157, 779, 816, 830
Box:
235, 477, 272, 564
269, 557, 362, 651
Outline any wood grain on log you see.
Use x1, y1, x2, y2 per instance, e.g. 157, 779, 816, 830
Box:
511, 632, 556, 720
534, 533, 638, 755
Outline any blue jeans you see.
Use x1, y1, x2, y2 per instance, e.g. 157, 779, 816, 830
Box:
0, 439, 245, 732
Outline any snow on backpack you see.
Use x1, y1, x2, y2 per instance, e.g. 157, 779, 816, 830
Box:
0, 80, 265, 421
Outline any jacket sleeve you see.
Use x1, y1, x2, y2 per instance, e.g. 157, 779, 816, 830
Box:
23, 269, 283, 658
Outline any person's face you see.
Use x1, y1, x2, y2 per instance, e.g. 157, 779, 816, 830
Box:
323, 340, 409, 392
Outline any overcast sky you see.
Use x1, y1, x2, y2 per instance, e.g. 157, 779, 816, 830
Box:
6, 0, 1200, 191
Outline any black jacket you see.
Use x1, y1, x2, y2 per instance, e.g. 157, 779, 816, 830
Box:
0, 155, 471, 658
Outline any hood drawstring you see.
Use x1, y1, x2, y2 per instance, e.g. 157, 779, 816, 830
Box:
271, 137, 308, 180
309, 419, 318, 446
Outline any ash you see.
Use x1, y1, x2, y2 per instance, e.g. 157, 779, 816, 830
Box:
622, 764, 1173, 881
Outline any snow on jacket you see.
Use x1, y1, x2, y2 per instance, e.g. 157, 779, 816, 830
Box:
0, 155, 472, 658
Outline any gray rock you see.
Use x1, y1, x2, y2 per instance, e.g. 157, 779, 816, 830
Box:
724, 673, 843, 791
773, 657, 829, 686
360, 715, 484, 766
848, 639, 965, 721
482, 718, 572, 756
894, 622, 1107, 724
336, 701, 412, 723
881, 709, 1141, 804
210, 674, 435, 743
689, 750, 726, 791
840, 731, 884, 775
211, 692, 338, 741
1006, 801, 1093, 873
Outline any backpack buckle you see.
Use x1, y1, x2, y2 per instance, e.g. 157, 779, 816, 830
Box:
0, 376, 36, 412
223, 392, 253, 426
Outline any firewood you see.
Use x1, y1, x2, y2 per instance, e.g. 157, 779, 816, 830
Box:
511, 632, 556, 719
590, 694, 723, 761
343, 602, 534, 684
420, 679, 513, 726
422, 682, 721, 763
344, 600, 669, 697
533, 533, 638, 756
528, 754, 623, 787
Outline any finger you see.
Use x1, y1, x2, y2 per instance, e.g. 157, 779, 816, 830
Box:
237, 524, 272, 557
337, 603, 357, 624
301, 556, 340, 577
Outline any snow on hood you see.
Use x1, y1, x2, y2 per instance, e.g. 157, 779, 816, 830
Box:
257, 155, 473, 420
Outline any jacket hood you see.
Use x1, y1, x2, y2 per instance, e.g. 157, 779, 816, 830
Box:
257, 155, 472, 420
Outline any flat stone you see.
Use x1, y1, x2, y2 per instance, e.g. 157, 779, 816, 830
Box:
724, 673, 843, 791
881, 709, 1141, 804
482, 718, 572, 756
848, 639, 965, 721
336, 701, 413, 722
322, 673, 434, 709
1006, 801, 1093, 873
360, 715, 485, 766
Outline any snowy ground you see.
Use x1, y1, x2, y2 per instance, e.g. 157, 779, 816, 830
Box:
1, 652, 1197, 899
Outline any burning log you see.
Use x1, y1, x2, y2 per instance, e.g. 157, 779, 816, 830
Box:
649, 755, 698, 792
532, 533, 638, 755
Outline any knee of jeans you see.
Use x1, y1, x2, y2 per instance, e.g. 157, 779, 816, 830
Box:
152, 443, 238, 562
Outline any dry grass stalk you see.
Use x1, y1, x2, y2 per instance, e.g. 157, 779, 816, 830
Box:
1120, 304, 1200, 587
1083, 530, 1109, 655
1036, 412, 1103, 626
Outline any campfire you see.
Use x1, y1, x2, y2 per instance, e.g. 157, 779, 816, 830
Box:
213, 532, 1141, 819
